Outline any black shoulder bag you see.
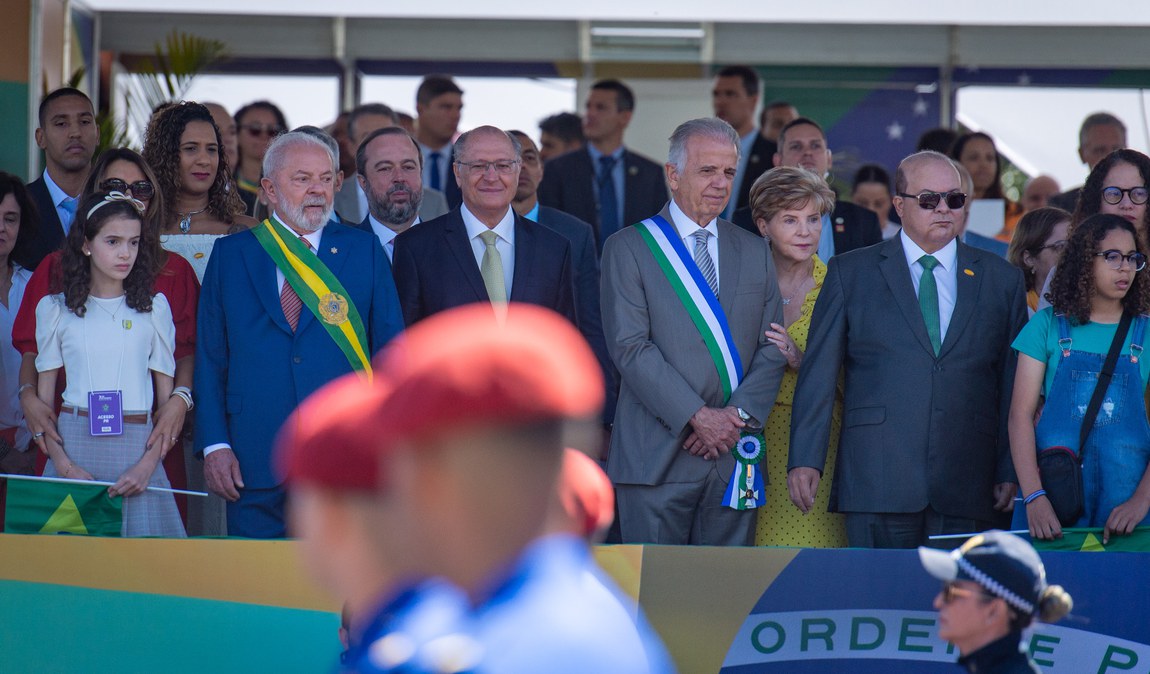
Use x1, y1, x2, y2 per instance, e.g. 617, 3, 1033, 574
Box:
1037, 312, 1132, 526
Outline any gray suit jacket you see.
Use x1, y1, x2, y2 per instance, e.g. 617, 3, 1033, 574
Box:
788, 235, 1028, 522
334, 181, 449, 224
601, 203, 787, 486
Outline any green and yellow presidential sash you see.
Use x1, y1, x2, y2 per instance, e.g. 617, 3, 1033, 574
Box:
253, 217, 373, 381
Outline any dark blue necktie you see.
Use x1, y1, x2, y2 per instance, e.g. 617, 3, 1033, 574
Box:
598, 155, 620, 246
428, 152, 442, 191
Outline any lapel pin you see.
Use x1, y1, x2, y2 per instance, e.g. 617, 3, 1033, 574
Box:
964, 268, 975, 276
628, 165, 639, 176
330, 247, 338, 254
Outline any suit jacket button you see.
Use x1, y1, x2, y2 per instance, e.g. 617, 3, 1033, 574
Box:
293, 356, 302, 364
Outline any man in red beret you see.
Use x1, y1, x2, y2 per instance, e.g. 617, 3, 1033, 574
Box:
279, 303, 675, 673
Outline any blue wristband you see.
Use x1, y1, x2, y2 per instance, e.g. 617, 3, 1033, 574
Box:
1023, 489, 1047, 505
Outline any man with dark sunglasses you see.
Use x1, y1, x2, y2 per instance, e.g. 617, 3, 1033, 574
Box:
789, 150, 1028, 549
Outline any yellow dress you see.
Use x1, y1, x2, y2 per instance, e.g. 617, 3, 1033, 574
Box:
754, 257, 848, 548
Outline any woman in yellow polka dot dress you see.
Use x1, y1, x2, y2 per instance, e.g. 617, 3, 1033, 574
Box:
749, 167, 848, 548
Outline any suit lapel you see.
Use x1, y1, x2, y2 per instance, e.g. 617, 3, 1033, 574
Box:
444, 211, 490, 301
878, 236, 937, 357
242, 233, 294, 335
509, 216, 535, 303
939, 242, 982, 358
717, 221, 741, 318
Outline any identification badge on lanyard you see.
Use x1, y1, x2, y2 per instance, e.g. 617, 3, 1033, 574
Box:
88, 390, 124, 436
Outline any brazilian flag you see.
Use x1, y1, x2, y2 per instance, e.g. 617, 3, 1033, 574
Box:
3, 478, 122, 536
1031, 527, 1150, 552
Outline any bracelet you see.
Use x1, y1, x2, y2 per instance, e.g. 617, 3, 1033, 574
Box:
1023, 489, 1047, 505
17, 383, 34, 397
170, 387, 194, 412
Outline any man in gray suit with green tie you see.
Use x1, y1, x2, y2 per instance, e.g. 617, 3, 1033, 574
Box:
788, 150, 1028, 548
601, 118, 787, 545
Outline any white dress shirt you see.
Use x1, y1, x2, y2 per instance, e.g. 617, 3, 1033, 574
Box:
668, 199, 720, 292
900, 230, 958, 342
461, 204, 516, 294
368, 214, 421, 262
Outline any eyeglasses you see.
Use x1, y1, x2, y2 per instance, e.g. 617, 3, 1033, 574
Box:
99, 178, 154, 200
456, 160, 520, 176
896, 191, 968, 210
1102, 186, 1149, 206
240, 123, 285, 138
1039, 240, 1067, 254
1096, 249, 1148, 271
940, 581, 995, 605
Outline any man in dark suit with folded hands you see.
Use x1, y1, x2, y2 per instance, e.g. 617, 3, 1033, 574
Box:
392, 126, 576, 327
788, 150, 1028, 548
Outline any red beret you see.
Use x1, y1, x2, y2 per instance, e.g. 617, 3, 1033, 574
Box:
371, 302, 604, 452
557, 448, 615, 540
275, 372, 382, 491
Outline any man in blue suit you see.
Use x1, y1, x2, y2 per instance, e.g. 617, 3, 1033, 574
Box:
195, 131, 404, 538
392, 126, 576, 327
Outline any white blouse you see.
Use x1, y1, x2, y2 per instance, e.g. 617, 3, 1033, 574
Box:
160, 233, 225, 284
34, 293, 176, 411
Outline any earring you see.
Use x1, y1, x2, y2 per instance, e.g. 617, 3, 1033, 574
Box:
83, 250, 91, 257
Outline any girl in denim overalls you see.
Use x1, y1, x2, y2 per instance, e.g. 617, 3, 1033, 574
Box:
1010, 213, 1150, 543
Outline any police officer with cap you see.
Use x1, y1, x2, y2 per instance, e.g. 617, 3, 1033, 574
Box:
919, 530, 1073, 673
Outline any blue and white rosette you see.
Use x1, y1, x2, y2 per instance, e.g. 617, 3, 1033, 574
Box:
722, 432, 766, 510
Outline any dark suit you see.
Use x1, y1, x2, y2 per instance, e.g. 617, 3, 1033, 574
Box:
18, 178, 67, 271
535, 206, 615, 424
423, 145, 462, 210
391, 208, 576, 327
788, 236, 1028, 547
601, 204, 787, 545
734, 134, 778, 211
537, 147, 668, 249
732, 200, 882, 255
1048, 187, 1081, 214
195, 223, 404, 538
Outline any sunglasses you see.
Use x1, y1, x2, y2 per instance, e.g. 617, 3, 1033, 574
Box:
897, 191, 968, 210
1102, 186, 1149, 206
1096, 249, 1148, 272
99, 178, 154, 200
240, 123, 285, 138
940, 581, 995, 605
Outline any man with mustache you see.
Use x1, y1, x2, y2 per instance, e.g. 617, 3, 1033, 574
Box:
354, 127, 427, 263
195, 131, 404, 537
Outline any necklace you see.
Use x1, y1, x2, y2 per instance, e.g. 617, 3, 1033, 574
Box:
90, 294, 127, 321
177, 207, 208, 233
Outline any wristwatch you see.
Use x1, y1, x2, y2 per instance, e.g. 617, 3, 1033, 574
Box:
736, 407, 763, 433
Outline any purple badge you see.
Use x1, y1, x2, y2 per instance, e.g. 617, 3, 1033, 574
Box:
88, 390, 124, 436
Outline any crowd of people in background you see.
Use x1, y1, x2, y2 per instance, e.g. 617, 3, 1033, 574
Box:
0, 63, 1136, 670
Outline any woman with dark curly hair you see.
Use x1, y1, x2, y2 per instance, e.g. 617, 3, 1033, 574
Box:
950, 132, 1024, 242
1071, 148, 1150, 238
33, 191, 184, 536
1009, 213, 1150, 542
13, 149, 199, 527
142, 101, 257, 281
0, 173, 39, 462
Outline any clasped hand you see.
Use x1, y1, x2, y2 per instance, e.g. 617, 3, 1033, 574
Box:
683, 406, 744, 461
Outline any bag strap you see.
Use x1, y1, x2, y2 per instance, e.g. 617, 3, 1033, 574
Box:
1078, 312, 1133, 462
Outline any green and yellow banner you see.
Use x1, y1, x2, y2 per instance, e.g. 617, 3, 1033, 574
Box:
4, 478, 122, 536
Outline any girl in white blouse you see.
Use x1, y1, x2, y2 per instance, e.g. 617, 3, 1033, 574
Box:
34, 192, 184, 537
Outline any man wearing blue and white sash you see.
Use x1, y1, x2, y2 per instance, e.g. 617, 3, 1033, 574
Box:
601, 117, 787, 545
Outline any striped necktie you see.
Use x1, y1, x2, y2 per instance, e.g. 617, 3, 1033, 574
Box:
281, 237, 311, 331
693, 229, 718, 297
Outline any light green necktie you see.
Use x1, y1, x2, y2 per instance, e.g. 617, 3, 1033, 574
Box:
479, 230, 507, 304
918, 254, 941, 355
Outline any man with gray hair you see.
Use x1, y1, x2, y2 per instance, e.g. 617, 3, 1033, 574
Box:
1050, 112, 1127, 212
195, 130, 404, 538
600, 117, 786, 545
392, 125, 576, 327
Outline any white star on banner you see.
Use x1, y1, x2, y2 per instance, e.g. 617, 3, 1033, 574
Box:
1018, 72, 1031, 86
913, 97, 929, 117
887, 121, 904, 141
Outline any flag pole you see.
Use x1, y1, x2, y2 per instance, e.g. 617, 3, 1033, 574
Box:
0, 473, 208, 497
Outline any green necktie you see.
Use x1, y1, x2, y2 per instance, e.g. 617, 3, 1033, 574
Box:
918, 254, 941, 355
479, 230, 507, 304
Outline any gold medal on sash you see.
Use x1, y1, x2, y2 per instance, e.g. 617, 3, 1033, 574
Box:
318, 292, 349, 325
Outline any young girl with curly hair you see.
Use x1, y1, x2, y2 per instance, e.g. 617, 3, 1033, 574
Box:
1009, 213, 1150, 543
34, 192, 184, 537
